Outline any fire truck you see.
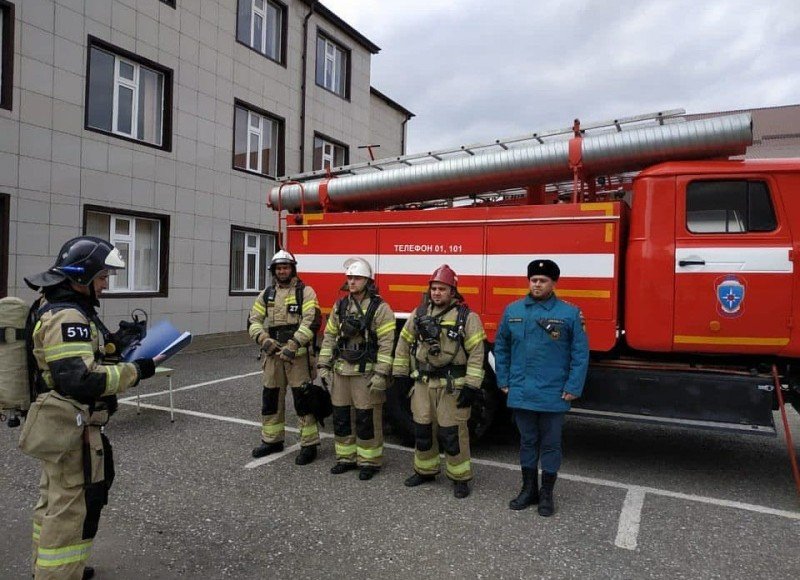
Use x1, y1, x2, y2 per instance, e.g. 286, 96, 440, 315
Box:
267, 109, 800, 449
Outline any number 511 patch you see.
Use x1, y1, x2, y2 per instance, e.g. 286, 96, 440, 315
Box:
61, 323, 91, 342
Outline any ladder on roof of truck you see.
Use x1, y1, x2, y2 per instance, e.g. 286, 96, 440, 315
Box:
281, 109, 688, 184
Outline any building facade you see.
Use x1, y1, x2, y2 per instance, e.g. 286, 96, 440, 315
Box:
0, 0, 412, 335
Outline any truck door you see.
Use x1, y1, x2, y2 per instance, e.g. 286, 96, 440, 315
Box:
673, 177, 793, 355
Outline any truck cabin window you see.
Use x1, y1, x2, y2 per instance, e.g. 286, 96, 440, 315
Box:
686, 180, 777, 234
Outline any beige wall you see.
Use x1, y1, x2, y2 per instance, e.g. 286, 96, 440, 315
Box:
0, 0, 408, 335
369, 92, 408, 160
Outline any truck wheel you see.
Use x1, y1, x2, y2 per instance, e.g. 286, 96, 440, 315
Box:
385, 376, 415, 446
385, 374, 501, 446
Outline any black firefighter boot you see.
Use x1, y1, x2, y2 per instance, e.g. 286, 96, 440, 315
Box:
295, 445, 318, 465
509, 468, 539, 510
251, 441, 284, 458
82, 566, 95, 579
538, 471, 557, 517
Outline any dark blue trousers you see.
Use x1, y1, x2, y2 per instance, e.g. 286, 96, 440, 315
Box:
513, 409, 565, 473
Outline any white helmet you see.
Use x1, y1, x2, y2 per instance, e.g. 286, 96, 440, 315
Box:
344, 257, 373, 279
270, 250, 297, 271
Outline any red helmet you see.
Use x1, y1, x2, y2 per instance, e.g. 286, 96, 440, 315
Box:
429, 264, 458, 289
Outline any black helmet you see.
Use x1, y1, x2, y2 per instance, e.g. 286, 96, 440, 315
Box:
25, 236, 126, 290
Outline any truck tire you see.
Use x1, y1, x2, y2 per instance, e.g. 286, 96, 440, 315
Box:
385, 370, 500, 447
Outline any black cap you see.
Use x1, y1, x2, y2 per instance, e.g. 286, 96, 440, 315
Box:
527, 259, 560, 281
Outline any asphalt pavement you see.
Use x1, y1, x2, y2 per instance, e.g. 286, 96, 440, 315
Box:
2, 344, 799, 579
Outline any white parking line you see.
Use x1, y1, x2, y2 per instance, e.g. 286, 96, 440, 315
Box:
122, 384, 800, 554
118, 371, 262, 402
615, 488, 646, 550
245, 443, 302, 468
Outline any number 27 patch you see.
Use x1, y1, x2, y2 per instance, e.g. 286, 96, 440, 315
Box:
61, 323, 91, 342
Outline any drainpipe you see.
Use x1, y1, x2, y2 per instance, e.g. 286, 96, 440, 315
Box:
300, 1, 318, 172
401, 115, 411, 155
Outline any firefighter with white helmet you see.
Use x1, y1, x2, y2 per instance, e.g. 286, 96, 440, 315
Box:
248, 250, 322, 464
393, 265, 486, 498
21, 236, 159, 579
317, 257, 396, 480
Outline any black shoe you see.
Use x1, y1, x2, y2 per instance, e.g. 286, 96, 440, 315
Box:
358, 466, 379, 481
404, 473, 436, 487
538, 471, 557, 517
295, 445, 318, 465
509, 468, 539, 510
453, 481, 470, 499
251, 441, 284, 458
82, 566, 95, 580
330, 462, 358, 474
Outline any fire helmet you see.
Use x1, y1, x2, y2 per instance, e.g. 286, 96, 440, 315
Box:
344, 257, 373, 279
25, 236, 126, 290
429, 264, 458, 289
269, 250, 297, 273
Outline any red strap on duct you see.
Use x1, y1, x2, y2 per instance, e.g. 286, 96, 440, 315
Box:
569, 119, 584, 203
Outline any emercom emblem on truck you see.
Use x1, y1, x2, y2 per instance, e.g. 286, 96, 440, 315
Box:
716, 275, 746, 317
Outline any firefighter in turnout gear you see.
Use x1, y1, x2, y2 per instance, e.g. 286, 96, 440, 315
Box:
317, 258, 396, 480
21, 237, 159, 580
249, 250, 322, 464
393, 265, 486, 499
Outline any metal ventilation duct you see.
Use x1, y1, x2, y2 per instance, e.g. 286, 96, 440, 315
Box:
269, 113, 752, 212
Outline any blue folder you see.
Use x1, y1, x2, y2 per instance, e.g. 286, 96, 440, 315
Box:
122, 319, 192, 363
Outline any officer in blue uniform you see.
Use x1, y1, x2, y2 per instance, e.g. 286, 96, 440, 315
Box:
494, 259, 589, 516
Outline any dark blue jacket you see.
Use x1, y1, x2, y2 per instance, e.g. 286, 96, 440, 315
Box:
495, 293, 589, 412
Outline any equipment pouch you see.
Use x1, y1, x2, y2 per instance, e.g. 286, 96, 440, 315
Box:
85, 425, 106, 484
18, 391, 88, 462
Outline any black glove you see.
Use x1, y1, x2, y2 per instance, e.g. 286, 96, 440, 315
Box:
456, 387, 479, 409
133, 358, 156, 381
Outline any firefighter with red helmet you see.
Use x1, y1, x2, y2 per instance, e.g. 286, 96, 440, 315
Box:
317, 258, 396, 480
248, 250, 321, 465
22, 236, 159, 579
393, 265, 487, 498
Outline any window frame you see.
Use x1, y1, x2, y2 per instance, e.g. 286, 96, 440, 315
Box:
82, 205, 171, 298
685, 179, 778, 235
0, 192, 8, 298
84, 37, 173, 151
0, 0, 15, 111
235, 0, 288, 67
313, 132, 349, 171
229, 225, 277, 296
315, 30, 351, 100
232, 99, 285, 179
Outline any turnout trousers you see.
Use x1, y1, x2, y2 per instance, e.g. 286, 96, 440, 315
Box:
260, 355, 320, 447
513, 409, 565, 473
31, 430, 113, 579
410, 379, 473, 482
330, 373, 385, 467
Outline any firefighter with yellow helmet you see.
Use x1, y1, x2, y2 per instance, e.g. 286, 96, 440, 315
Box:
21, 236, 159, 579
248, 250, 322, 464
317, 258, 396, 480
393, 265, 486, 498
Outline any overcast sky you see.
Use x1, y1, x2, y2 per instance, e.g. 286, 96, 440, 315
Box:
321, 0, 800, 154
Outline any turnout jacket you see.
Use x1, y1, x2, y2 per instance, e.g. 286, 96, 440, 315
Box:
32, 291, 140, 403
318, 293, 396, 376
494, 293, 589, 412
248, 277, 319, 356
393, 299, 486, 390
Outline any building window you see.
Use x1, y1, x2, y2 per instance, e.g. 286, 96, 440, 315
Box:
230, 227, 276, 294
313, 134, 348, 171
84, 207, 170, 296
316, 33, 349, 98
686, 180, 777, 234
233, 100, 284, 177
0, 1, 14, 111
236, 0, 286, 64
160, 0, 176, 7
86, 37, 172, 150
